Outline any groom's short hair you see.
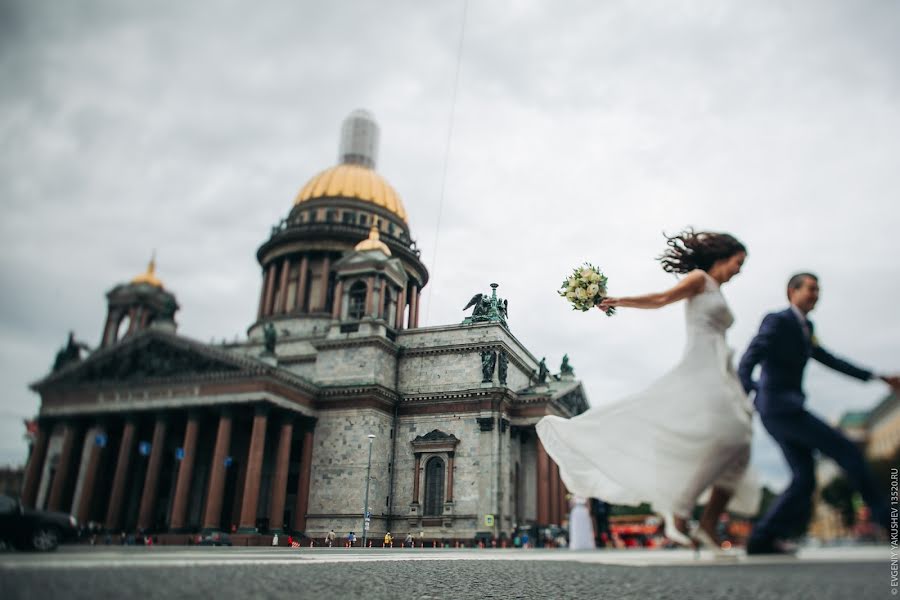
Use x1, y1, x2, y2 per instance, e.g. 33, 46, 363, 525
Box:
787, 272, 818, 299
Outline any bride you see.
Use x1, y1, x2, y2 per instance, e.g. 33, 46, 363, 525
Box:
536, 229, 760, 549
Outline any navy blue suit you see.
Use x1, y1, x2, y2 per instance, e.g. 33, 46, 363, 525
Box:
738, 308, 888, 542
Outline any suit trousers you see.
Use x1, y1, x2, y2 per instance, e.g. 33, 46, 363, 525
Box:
751, 408, 889, 542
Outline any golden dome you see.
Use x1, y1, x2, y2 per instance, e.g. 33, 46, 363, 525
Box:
354, 225, 392, 256
294, 163, 408, 224
131, 257, 164, 288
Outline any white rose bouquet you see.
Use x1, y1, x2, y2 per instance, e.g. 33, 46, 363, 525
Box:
559, 263, 615, 316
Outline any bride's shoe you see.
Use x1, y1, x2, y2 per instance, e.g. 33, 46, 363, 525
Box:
663, 513, 697, 550
690, 527, 730, 558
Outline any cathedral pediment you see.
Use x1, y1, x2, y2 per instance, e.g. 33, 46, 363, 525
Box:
411, 429, 460, 453
33, 330, 259, 389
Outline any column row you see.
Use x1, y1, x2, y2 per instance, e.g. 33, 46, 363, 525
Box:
21, 407, 317, 536
535, 436, 569, 526
257, 253, 423, 329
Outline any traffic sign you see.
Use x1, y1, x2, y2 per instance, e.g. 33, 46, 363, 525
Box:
484, 514, 495, 527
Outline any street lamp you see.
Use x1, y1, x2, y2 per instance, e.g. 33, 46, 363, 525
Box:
362, 434, 375, 548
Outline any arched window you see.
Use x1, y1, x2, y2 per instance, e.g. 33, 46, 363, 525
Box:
423, 457, 445, 516
348, 281, 367, 320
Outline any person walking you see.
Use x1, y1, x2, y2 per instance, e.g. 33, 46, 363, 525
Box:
538, 229, 761, 549
739, 272, 900, 554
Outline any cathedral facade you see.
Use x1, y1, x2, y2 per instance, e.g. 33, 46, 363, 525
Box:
22, 111, 588, 543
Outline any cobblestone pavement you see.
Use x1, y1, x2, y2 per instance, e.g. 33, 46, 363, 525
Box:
0, 546, 891, 600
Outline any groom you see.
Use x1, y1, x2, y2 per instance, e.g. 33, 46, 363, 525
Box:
738, 272, 900, 555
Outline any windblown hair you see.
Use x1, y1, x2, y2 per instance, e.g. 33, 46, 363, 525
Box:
658, 228, 747, 274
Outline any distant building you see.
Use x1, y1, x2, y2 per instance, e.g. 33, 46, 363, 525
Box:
22, 111, 586, 541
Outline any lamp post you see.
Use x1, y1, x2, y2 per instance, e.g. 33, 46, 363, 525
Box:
362, 434, 376, 548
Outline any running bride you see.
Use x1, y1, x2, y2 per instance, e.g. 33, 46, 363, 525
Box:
537, 229, 761, 550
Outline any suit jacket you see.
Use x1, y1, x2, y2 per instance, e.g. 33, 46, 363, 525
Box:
738, 308, 872, 415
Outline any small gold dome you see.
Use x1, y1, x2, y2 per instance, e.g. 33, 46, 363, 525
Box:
354, 225, 392, 256
131, 257, 164, 288
294, 164, 408, 224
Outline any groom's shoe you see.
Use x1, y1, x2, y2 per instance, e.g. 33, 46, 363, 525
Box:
746, 537, 798, 556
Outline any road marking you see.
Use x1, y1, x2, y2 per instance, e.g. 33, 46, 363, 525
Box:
0, 546, 886, 570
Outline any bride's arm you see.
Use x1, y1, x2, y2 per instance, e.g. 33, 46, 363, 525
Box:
598, 270, 706, 311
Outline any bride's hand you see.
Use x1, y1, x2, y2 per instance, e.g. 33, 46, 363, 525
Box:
597, 297, 619, 312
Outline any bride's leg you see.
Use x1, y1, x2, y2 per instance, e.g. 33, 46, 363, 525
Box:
700, 444, 750, 541
699, 486, 733, 541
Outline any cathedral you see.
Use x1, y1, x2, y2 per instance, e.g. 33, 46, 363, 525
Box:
22, 110, 589, 543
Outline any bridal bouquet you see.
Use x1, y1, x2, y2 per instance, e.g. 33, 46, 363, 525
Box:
559, 263, 615, 316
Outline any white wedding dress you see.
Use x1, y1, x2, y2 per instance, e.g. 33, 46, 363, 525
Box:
536, 271, 761, 518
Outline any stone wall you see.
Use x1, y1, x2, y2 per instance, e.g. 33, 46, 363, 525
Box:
304, 408, 394, 537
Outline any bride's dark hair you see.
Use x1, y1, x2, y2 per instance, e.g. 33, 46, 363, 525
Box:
658, 228, 746, 274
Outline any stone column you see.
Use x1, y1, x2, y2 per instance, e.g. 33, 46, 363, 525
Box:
276, 258, 291, 314
137, 416, 168, 531
202, 409, 233, 532
105, 419, 137, 530
412, 453, 421, 505
536, 437, 550, 525
365, 275, 375, 316
408, 285, 418, 329
295, 256, 309, 312
126, 307, 138, 335
262, 263, 277, 318
74, 426, 105, 524
549, 461, 559, 526
169, 412, 200, 531
331, 280, 343, 319
267, 416, 294, 533
257, 267, 270, 320
413, 288, 421, 328
395, 285, 406, 331
47, 424, 77, 512
293, 428, 314, 533
378, 279, 387, 320
101, 313, 119, 347
21, 423, 50, 508
446, 452, 454, 503
558, 478, 569, 526
317, 256, 331, 312
238, 406, 269, 532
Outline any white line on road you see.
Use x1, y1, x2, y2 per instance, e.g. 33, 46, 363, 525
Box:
0, 546, 887, 570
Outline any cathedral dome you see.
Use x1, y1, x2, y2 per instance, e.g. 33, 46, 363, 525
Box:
294, 163, 408, 223
130, 257, 164, 288
292, 109, 408, 224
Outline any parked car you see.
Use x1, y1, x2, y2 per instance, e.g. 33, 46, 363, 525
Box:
197, 531, 232, 546
0, 494, 79, 551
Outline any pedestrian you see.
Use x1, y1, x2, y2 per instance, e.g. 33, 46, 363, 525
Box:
739, 272, 900, 554
272, 533, 279, 546
383, 531, 393, 547
326, 529, 336, 547
404, 532, 413, 548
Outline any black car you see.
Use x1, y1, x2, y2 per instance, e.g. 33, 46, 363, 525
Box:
0, 494, 80, 551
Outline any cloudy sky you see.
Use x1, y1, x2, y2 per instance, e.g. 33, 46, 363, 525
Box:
2, 0, 898, 491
